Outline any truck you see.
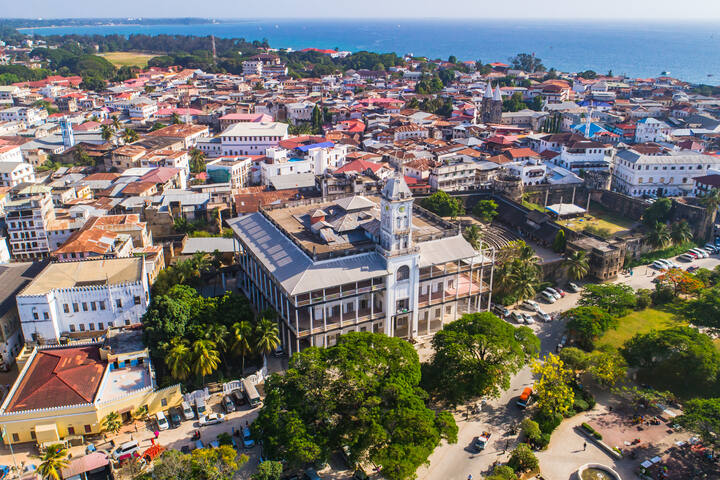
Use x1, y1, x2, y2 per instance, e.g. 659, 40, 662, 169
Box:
473, 432, 491, 451
516, 387, 532, 408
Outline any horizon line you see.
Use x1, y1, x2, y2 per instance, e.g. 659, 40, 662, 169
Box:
9, 16, 720, 22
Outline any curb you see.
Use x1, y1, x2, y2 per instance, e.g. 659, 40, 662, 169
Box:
575, 426, 623, 460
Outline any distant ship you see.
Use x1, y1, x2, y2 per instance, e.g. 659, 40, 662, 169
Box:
661, 71, 671, 75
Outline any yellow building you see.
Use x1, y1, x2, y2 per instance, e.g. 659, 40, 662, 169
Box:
0, 331, 181, 445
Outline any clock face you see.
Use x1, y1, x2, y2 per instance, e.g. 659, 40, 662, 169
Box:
399, 206, 405, 212
385, 205, 389, 211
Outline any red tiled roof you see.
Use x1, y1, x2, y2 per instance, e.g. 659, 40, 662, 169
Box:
7, 347, 106, 412
334, 159, 383, 174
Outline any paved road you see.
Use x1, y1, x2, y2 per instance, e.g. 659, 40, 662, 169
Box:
418, 252, 720, 480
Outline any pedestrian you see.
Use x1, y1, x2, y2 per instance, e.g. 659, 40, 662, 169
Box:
467, 475, 473, 480
583, 441, 587, 451
504, 440, 509, 453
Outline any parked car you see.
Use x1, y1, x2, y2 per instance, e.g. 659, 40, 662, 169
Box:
221, 395, 236, 414
690, 248, 708, 258
567, 282, 581, 293
155, 411, 169, 431
685, 251, 699, 259
543, 288, 562, 300
539, 291, 557, 303
521, 300, 541, 312
650, 260, 668, 270
678, 253, 694, 262
242, 427, 255, 449
199, 413, 225, 427
181, 401, 195, 421
492, 304, 511, 318
473, 432, 492, 451
516, 387, 532, 408
687, 265, 700, 273
536, 310, 551, 322
704, 243, 717, 253
112, 441, 140, 460
511, 311, 524, 323
523, 313, 535, 325
169, 407, 182, 428
231, 389, 246, 406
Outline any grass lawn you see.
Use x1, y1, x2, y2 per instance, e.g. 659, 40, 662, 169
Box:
98, 52, 157, 67
522, 200, 545, 212
596, 308, 682, 350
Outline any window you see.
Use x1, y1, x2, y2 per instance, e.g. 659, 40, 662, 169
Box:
12, 433, 18, 442
30, 430, 36, 440
116, 299, 122, 308
67, 427, 75, 435
63, 304, 69, 314
43, 312, 49, 320
32, 312, 38, 320
446, 305, 452, 315
99, 301, 106, 310
84, 425, 91, 433
73, 303, 79, 312
99, 322, 104, 330
69, 325, 76, 332
125, 319, 131, 326
396, 265, 410, 281
91, 302, 96, 311
82, 303, 88, 312
89, 323, 94, 331
79, 324, 85, 332
134, 296, 141, 305
161, 398, 168, 407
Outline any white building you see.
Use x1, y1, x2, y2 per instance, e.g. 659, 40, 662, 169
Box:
0, 86, 29, 105
506, 159, 548, 185
0, 107, 48, 127
613, 149, 720, 197
0, 145, 23, 164
286, 101, 316, 124
429, 158, 478, 191
200, 122, 289, 157
128, 99, 158, 120
261, 143, 348, 185
0, 162, 35, 187
16, 257, 150, 343
206, 156, 252, 189
228, 177, 495, 354
634, 118, 672, 143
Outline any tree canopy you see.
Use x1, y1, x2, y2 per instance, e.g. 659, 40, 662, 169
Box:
420, 191, 464, 218
564, 306, 618, 350
252, 332, 457, 480
579, 283, 636, 317
621, 326, 720, 398
472, 199, 498, 223
422, 312, 540, 405
677, 397, 720, 449
642, 197, 672, 227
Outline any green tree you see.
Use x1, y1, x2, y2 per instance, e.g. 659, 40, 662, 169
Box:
677, 398, 720, 450
189, 148, 206, 174
255, 317, 280, 365
151, 450, 194, 480
191, 445, 247, 480
423, 312, 540, 405
670, 220, 693, 245
564, 250, 589, 280
252, 332, 457, 480
171, 112, 183, 125
193, 339, 220, 384
520, 418, 542, 444
642, 197, 672, 227
101, 411, 122, 435
564, 306, 617, 351
579, 283, 636, 317
80, 74, 106, 91
701, 188, 720, 239
646, 221, 671, 249
101, 124, 113, 142
552, 229, 566, 253
621, 326, 720, 397
420, 191, 464, 218
472, 199, 498, 223
166, 337, 193, 381
122, 127, 139, 144
231, 320, 254, 374
587, 347, 627, 387
34, 444, 69, 480
509, 53, 545, 73
252, 460, 284, 480
507, 443, 539, 472
487, 465, 519, 480
463, 224, 481, 250
558, 347, 590, 373
311, 104, 323, 134
531, 353, 575, 418
684, 285, 720, 333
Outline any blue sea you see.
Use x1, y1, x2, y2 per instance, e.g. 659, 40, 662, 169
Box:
19, 19, 720, 85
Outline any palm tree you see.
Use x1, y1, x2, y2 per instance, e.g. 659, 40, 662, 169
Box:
255, 318, 280, 365
463, 225, 481, 250
111, 115, 120, 131
231, 320, 254, 374
122, 128, 139, 144
701, 188, 720, 240
646, 222, 671, 249
192, 339, 220, 385
191, 252, 213, 275
563, 250, 590, 281
205, 324, 229, 370
211, 207, 223, 235
165, 338, 192, 381
508, 261, 540, 301
189, 148, 206, 174
670, 220, 693, 245
101, 411, 122, 435
171, 112, 183, 125
131, 405, 149, 422
34, 444, 69, 480
101, 124, 113, 142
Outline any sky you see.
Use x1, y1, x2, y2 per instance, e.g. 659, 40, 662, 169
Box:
7, 0, 720, 20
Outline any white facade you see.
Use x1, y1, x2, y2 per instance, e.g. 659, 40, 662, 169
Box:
0, 107, 47, 126
634, 118, 672, 143
216, 122, 289, 156
0, 162, 35, 187
286, 101, 316, 124
206, 157, 252, 189
17, 259, 150, 343
0, 145, 23, 164
506, 159, 548, 185
613, 149, 720, 197
429, 159, 477, 191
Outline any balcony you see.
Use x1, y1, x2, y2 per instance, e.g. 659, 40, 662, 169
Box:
296, 305, 384, 336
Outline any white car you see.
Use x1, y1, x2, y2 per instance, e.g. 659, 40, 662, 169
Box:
522, 300, 541, 312
536, 310, 551, 322
690, 249, 708, 258
543, 288, 562, 300
112, 441, 139, 460
198, 413, 225, 427
539, 291, 557, 303
524, 314, 535, 325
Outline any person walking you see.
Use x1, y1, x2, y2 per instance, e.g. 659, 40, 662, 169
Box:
583, 441, 587, 451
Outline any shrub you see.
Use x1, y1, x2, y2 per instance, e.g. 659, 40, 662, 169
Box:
635, 289, 652, 310
581, 422, 603, 440
573, 398, 590, 412
534, 411, 563, 435
217, 432, 233, 446
508, 443, 539, 473
536, 433, 551, 450
651, 284, 675, 305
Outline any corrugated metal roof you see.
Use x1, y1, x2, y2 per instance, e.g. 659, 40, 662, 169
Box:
419, 235, 476, 267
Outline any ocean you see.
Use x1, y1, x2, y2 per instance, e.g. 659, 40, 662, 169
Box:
18, 19, 720, 85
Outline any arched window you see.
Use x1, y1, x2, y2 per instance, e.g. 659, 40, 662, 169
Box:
396, 265, 410, 281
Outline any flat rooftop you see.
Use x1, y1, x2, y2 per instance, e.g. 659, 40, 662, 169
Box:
96, 364, 151, 403
264, 195, 445, 256
20, 257, 144, 296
